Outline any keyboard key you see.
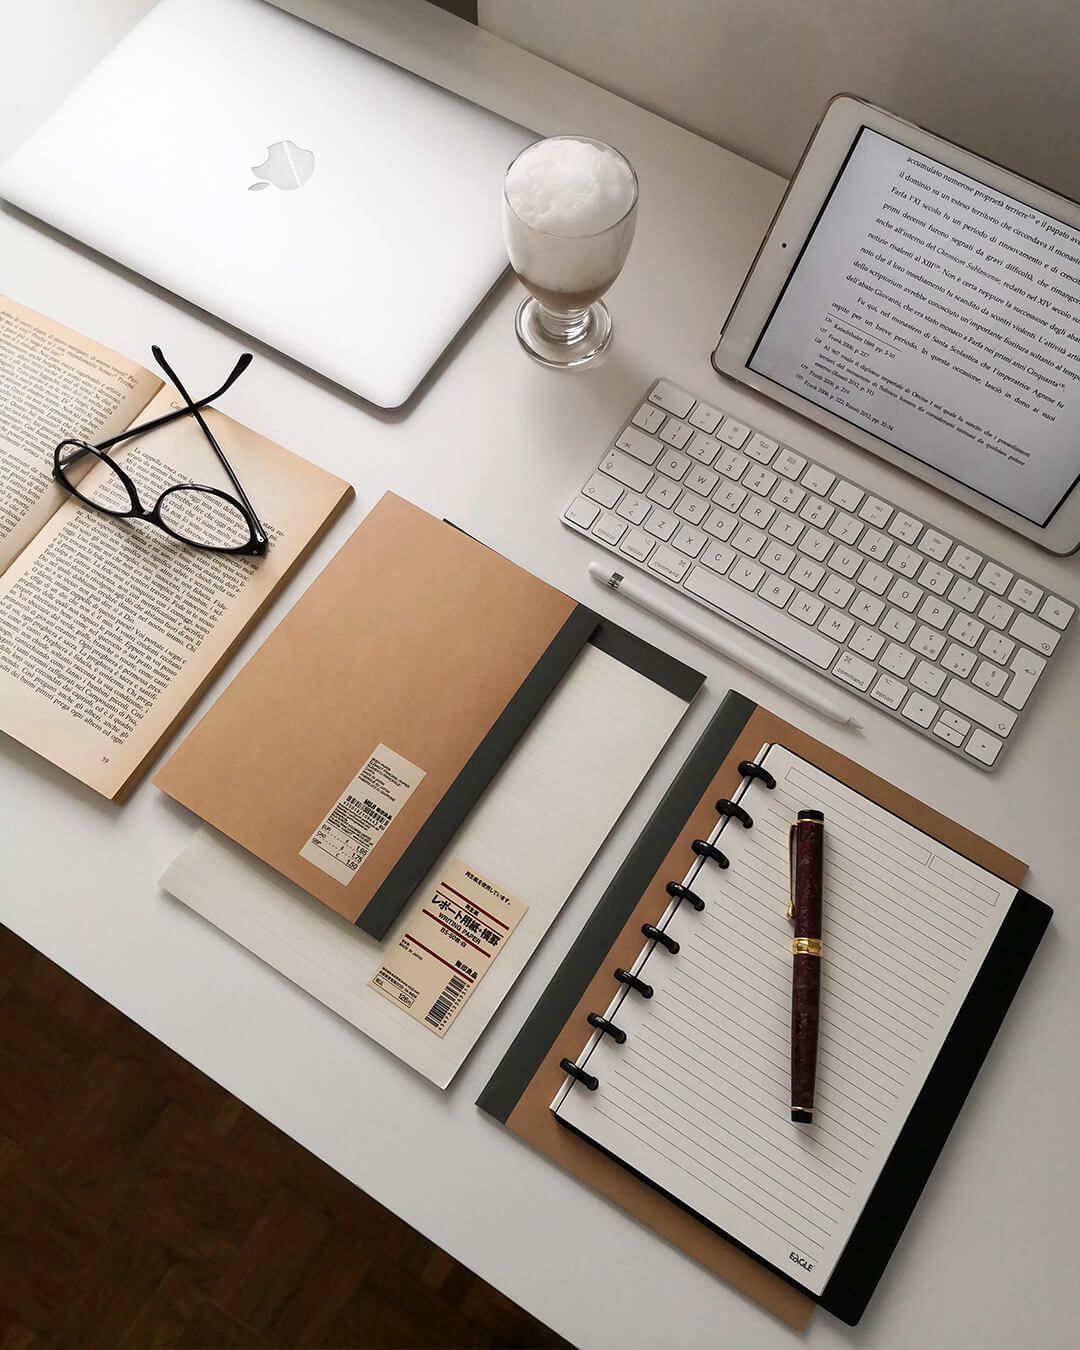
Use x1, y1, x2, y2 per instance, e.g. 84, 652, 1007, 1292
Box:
859, 528, 892, 561
831, 546, 863, 579
716, 449, 749, 480
675, 491, 710, 525
683, 565, 838, 668
910, 660, 947, 696
744, 465, 777, 496
789, 592, 825, 625
688, 401, 722, 434
1039, 595, 1074, 630
919, 561, 953, 594
801, 464, 835, 496
769, 512, 805, 547
760, 574, 795, 608
859, 495, 892, 528
978, 595, 1014, 630
978, 561, 1012, 595
948, 579, 983, 612
871, 673, 907, 709
600, 448, 652, 492
593, 512, 627, 546
583, 474, 622, 508
819, 575, 855, 608
772, 480, 805, 512
933, 716, 967, 747
704, 506, 738, 540
647, 477, 681, 507
942, 680, 1017, 736
918, 595, 953, 629
718, 417, 752, 449
912, 626, 947, 661
973, 660, 1007, 696
714, 483, 747, 513
1003, 648, 1046, 709
965, 729, 1003, 767
616, 426, 663, 464
888, 578, 923, 611
800, 528, 833, 561
616, 493, 650, 524
849, 625, 885, 660
830, 480, 863, 511
660, 418, 694, 450
850, 591, 885, 624
948, 614, 984, 647
761, 541, 796, 574
834, 651, 875, 690
919, 529, 952, 561
685, 465, 719, 497
888, 511, 922, 543
731, 523, 766, 557
731, 558, 765, 590
881, 643, 916, 677
890, 545, 922, 577
565, 496, 600, 529
687, 431, 721, 464
775, 449, 806, 478
820, 608, 855, 642
901, 692, 938, 728
881, 609, 916, 642
790, 557, 825, 591
1008, 578, 1042, 611
648, 544, 691, 582
829, 512, 863, 546
701, 541, 735, 574
948, 545, 982, 578
644, 509, 678, 541
744, 432, 777, 462
632, 403, 666, 433
800, 496, 834, 528
942, 643, 977, 677
742, 496, 776, 529
979, 630, 1014, 665
860, 560, 894, 594
1010, 611, 1060, 655
672, 523, 707, 557
658, 448, 691, 479
649, 379, 694, 417
619, 527, 653, 561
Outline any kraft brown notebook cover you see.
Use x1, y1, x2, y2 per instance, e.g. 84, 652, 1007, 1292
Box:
478, 692, 1031, 1330
156, 493, 703, 937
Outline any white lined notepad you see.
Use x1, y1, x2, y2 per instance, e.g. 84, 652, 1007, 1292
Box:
553, 744, 1016, 1296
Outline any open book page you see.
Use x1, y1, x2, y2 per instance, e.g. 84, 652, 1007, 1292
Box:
0, 386, 351, 798
159, 642, 689, 1087
554, 744, 1016, 1297
0, 295, 162, 572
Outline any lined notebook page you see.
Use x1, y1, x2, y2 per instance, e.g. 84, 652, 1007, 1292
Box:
554, 744, 1016, 1296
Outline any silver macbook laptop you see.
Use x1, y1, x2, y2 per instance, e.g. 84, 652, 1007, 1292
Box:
0, 0, 533, 408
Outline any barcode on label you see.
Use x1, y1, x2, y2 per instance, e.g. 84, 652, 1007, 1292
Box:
425, 975, 469, 1029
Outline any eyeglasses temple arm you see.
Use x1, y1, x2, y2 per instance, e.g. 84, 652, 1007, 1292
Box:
92, 353, 253, 454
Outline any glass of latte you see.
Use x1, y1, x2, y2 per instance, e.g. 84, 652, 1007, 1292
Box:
503, 136, 638, 368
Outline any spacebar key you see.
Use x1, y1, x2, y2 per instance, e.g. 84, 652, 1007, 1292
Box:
684, 565, 838, 669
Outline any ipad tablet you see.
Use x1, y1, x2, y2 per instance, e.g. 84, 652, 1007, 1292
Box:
713, 95, 1080, 553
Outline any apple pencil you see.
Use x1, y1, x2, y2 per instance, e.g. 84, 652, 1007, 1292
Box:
588, 562, 862, 729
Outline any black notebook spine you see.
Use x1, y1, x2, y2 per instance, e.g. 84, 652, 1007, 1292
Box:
564, 757, 776, 1091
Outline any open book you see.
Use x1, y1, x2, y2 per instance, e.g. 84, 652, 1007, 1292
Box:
0, 295, 352, 799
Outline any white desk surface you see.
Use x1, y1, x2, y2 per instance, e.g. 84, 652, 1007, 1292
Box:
2, 3, 1077, 1346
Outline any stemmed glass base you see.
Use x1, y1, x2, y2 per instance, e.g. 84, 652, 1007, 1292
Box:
514, 296, 613, 369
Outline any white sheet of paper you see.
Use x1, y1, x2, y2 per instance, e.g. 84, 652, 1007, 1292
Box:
159, 643, 689, 1088
553, 744, 1016, 1296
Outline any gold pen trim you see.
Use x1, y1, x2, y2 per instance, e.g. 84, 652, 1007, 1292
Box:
791, 937, 823, 957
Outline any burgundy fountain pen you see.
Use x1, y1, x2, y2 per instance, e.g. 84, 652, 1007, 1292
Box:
788, 808, 825, 1124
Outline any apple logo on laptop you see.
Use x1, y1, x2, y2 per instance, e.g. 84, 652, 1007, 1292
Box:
248, 140, 315, 192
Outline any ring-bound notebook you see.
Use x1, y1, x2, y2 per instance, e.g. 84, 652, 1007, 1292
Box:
479, 692, 1051, 1327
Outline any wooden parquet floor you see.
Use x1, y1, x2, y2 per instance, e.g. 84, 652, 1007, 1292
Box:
0, 925, 568, 1350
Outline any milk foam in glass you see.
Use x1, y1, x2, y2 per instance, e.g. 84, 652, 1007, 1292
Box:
503, 136, 638, 368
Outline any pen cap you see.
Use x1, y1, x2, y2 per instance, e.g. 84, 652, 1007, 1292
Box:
792, 812, 824, 939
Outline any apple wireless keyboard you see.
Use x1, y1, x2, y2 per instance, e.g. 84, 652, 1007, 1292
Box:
563, 379, 1074, 769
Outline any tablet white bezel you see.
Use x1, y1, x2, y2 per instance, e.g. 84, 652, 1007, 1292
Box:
712, 94, 1080, 555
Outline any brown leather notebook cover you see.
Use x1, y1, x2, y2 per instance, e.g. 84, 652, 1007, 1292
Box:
156, 493, 599, 934
479, 693, 1027, 1330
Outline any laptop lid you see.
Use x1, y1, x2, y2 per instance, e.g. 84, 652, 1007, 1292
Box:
0, 0, 534, 408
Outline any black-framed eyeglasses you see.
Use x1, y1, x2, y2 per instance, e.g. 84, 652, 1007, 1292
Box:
53, 345, 268, 557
